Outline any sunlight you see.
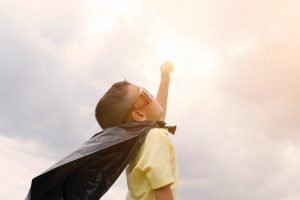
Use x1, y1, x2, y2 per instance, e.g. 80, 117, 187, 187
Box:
156, 33, 187, 65
189, 48, 218, 74
153, 16, 217, 76
155, 32, 217, 76
228, 39, 257, 56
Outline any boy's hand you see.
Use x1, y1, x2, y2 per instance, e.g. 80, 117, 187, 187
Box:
160, 61, 174, 81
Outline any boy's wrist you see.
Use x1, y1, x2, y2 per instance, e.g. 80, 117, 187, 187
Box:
161, 74, 171, 82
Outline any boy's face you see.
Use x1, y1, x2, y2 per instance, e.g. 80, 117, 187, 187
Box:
126, 84, 163, 122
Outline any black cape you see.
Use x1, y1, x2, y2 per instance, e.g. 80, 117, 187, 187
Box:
25, 121, 176, 200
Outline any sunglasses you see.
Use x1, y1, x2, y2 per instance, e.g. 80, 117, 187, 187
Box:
131, 87, 154, 109
123, 87, 154, 122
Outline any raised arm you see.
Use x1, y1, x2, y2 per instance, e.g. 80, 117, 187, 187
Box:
156, 61, 174, 121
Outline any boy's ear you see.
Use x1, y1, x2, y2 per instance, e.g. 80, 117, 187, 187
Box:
131, 110, 147, 121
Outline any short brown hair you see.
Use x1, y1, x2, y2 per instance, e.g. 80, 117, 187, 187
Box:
95, 80, 132, 129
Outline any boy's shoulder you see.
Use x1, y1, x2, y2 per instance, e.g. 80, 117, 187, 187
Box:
148, 127, 171, 137
143, 128, 172, 146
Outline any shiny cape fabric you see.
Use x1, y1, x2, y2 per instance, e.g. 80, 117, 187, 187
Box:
25, 121, 176, 200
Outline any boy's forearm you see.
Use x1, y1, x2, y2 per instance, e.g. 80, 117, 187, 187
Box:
154, 184, 174, 200
156, 75, 171, 121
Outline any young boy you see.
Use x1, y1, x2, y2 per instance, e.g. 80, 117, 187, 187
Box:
95, 61, 179, 200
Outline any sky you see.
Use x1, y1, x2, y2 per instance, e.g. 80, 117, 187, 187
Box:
0, 0, 300, 199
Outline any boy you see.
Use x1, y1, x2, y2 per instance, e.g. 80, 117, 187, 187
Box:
95, 61, 179, 200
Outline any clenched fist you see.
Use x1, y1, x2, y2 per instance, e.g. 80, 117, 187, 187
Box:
160, 60, 174, 79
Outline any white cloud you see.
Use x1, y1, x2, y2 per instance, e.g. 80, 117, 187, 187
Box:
0, 135, 55, 200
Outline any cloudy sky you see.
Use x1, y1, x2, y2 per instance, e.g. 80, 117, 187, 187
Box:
1, 0, 300, 199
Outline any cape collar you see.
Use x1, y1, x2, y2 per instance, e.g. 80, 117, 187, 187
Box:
155, 121, 177, 135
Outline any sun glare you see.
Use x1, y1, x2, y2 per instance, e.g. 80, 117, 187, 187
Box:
156, 34, 187, 64
154, 30, 217, 75
152, 16, 217, 76
228, 39, 257, 56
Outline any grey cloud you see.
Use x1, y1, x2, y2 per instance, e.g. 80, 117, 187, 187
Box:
174, 116, 300, 199
0, 0, 92, 157
169, 79, 300, 199
218, 3, 300, 141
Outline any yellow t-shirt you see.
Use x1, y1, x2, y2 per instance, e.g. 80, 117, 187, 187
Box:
126, 128, 179, 200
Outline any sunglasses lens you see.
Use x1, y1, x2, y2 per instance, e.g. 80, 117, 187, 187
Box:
123, 87, 154, 122
132, 88, 153, 109
143, 88, 152, 98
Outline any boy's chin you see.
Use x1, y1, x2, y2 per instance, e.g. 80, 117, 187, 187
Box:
147, 116, 162, 122
146, 111, 163, 122
156, 114, 164, 122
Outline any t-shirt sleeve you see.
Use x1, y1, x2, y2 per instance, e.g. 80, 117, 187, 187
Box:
138, 129, 175, 189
